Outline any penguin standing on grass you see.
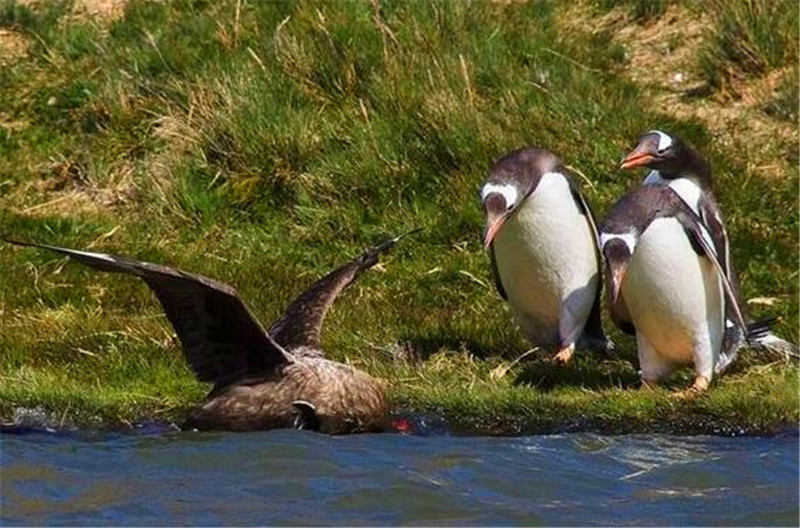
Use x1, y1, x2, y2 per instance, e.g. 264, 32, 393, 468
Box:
620, 130, 798, 369
599, 184, 748, 394
481, 146, 612, 363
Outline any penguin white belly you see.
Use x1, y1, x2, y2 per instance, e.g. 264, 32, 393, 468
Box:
493, 172, 599, 349
621, 218, 724, 367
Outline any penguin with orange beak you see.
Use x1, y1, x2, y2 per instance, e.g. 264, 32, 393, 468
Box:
620, 130, 797, 368
599, 184, 749, 394
481, 146, 612, 363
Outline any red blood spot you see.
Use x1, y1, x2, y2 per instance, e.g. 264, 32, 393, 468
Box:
391, 418, 412, 434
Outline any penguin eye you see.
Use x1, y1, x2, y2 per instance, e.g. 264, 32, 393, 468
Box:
656, 148, 667, 156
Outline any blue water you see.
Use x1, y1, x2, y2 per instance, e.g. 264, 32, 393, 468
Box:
1, 429, 797, 526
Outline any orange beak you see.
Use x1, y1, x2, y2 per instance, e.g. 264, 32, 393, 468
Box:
620, 151, 655, 170
610, 267, 626, 304
483, 215, 507, 249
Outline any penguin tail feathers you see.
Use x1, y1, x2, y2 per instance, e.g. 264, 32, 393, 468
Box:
746, 317, 774, 341
746, 318, 799, 359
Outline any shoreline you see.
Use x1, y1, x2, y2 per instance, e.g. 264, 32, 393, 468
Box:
3, 359, 797, 437
2, 407, 796, 438
1, 2, 797, 442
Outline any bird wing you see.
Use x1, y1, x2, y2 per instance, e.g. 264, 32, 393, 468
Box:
488, 244, 507, 300
697, 194, 731, 283
567, 176, 609, 337
4, 239, 291, 388
671, 208, 748, 335
567, 178, 601, 247
268, 229, 419, 352
608, 291, 635, 336
696, 194, 750, 342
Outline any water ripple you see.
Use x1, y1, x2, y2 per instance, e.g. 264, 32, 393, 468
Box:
1, 430, 797, 526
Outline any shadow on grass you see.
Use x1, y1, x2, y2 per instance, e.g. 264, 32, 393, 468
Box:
513, 357, 641, 391
397, 333, 504, 361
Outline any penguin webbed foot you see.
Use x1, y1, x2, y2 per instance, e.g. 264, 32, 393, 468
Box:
671, 375, 710, 399
552, 343, 575, 364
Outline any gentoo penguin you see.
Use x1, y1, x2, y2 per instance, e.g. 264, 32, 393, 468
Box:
621, 130, 798, 368
599, 184, 748, 394
481, 146, 612, 363
5, 233, 416, 433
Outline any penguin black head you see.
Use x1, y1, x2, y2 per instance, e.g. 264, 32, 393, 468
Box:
600, 235, 635, 304
481, 147, 561, 248
621, 131, 710, 185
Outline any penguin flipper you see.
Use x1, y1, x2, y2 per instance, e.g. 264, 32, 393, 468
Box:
698, 194, 751, 332
607, 283, 635, 336
676, 211, 748, 336
566, 177, 612, 347
488, 244, 507, 300
583, 292, 609, 342
698, 194, 733, 287
580, 269, 617, 352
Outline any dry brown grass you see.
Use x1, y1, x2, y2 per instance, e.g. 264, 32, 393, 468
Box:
560, 2, 798, 180
0, 28, 29, 65
5, 156, 137, 218
1, 0, 796, 433
71, 0, 126, 22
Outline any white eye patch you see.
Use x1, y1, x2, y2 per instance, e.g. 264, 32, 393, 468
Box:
481, 183, 518, 209
599, 232, 637, 253
648, 130, 673, 152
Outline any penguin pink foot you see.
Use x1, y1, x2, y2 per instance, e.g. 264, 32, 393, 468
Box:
621, 130, 799, 368
601, 184, 749, 407
672, 375, 710, 399
481, 147, 612, 365
553, 343, 575, 364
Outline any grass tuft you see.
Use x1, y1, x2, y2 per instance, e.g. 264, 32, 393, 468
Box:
592, 0, 675, 21
699, 0, 800, 92
764, 67, 800, 123
0, 0, 797, 433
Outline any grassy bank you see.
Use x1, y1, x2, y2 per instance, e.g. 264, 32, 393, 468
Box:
1, 0, 797, 434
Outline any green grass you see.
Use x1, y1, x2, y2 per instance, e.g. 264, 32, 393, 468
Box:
699, 0, 799, 92
389, 356, 799, 435
0, 0, 797, 434
764, 66, 800, 123
591, 0, 676, 21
